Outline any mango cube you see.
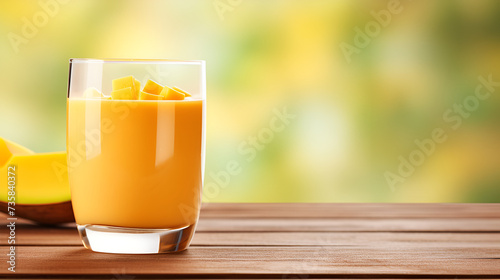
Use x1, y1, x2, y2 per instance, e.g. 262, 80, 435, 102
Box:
83, 87, 104, 98
111, 87, 136, 100
172, 86, 192, 97
139, 91, 163, 100
161, 87, 185, 100
143, 80, 164, 95
112, 76, 140, 99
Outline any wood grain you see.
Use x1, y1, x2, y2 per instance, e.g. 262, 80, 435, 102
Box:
194, 218, 500, 232
2, 246, 499, 276
0, 203, 498, 279
199, 203, 500, 218
3, 217, 500, 232
3, 226, 500, 247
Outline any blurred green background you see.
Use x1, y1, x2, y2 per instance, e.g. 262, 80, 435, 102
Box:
1, 0, 499, 202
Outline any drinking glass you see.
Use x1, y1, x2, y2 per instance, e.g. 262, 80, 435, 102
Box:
66, 59, 205, 254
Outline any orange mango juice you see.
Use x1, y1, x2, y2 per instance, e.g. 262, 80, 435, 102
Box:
67, 99, 204, 229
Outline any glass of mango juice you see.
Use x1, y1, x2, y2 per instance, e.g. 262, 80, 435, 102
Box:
66, 59, 205, 254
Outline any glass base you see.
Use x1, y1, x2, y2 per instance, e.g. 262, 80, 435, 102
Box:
77, 224, 196, 254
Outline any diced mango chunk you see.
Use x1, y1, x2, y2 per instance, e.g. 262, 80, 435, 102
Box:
83, 87, 104, 98
143, 80, 164, 95
94, 75, 192, 101
139, 91, 163, 100
172, 86, 192, 97
111, 87, 136, 100
161, 87, 185, 100
112, 76, 140, 99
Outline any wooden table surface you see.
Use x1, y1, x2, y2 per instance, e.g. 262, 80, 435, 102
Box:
1, 203, 500, 279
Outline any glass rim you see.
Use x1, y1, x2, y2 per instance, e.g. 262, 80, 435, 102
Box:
69, 58, 205, 65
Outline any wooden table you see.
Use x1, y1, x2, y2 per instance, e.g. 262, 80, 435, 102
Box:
1, 203, 499, 279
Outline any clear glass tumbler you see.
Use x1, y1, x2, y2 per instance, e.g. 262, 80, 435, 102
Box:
66, 59, 205, 254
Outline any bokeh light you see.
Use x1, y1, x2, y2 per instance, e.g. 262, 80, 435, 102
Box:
1, 0, 499, 202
